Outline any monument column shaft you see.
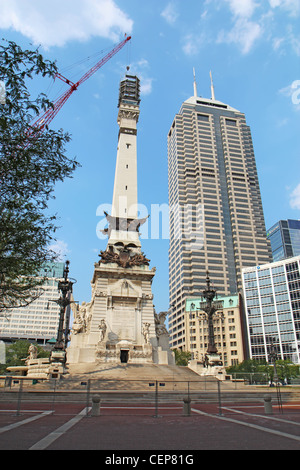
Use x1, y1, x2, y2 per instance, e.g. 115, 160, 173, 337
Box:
112, 111, 139, 219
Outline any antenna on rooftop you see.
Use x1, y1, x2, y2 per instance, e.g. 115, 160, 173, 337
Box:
210, 70, 215, 101
193, 68, 198, 98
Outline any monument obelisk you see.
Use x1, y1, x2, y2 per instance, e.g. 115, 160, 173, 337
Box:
67, 73, 173, 366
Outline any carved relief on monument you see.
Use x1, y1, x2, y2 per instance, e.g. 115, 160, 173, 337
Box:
117, 109, 140, 122
99, 243, 150, 268
100, 212, 149, 239
108, 277, 142, 299
71, 300, 93, 335
95, 341, 153, 363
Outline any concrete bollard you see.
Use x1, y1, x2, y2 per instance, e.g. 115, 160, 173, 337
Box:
264, 395, 273, 415
183, 397, 191, 416
91, 395, 101, 417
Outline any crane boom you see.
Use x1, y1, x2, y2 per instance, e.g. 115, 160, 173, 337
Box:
26, 35, 131, 141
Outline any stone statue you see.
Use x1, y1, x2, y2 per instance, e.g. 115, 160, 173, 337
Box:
142, 322, 150, 344
28, 343, 38, 360
98, 319, 107, 342
72, 303, 86, 334
154, 311, 169, 337
72, 315, 84, 335
85, 301, 93, 332
73, 300, 94, 334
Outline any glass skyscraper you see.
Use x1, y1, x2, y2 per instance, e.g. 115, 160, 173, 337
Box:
267, 219, 300, 262
242, 256, 300, 364
0, 262, 65, 345
168, 78, 272, 350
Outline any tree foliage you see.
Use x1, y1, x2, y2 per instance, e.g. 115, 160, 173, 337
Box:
226, 359, 300, 383
0, 39, 80, 311
172, 349, 192, 366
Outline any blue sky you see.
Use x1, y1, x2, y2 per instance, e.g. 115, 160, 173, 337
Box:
1, 0, 300, 313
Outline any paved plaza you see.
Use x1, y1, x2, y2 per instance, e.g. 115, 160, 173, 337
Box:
0, 400, 300, 452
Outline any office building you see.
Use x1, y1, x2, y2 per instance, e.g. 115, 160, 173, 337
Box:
242, 255, 300, 364
168, 74, 272, 350
267, 219, 300, 262
185, 294, 245, 366
0, 262, 65, 346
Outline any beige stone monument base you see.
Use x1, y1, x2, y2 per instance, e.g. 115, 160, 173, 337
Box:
96, 340, 153, 364
6, 366, 28, 376
24, 357, 65, 380
67, 335, 174, 367
188, 355, 228, 381
156, 333, 175, 365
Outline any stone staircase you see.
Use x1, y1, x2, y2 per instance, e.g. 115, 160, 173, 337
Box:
65, 362, 202, 380
1, 363, 299, 404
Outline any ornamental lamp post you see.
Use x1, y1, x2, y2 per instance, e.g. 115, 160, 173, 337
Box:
268, 340, 279, 385
198, 271, 224, 363
49, 260, 77, 352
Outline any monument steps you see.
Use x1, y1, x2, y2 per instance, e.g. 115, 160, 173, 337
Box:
64, 363, 209, 382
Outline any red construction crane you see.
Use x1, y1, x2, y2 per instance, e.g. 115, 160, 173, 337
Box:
26, 35, 131, 142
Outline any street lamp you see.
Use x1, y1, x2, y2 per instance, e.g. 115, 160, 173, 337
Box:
198, 271, 224, 356
49, 260, 77, 352
268, 340, 279, 385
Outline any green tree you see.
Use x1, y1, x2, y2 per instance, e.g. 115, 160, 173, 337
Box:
0, 39, 80, 311
172, 349, 192, 366
226, 358, 300, 384
0, 340, 50, 374
272, 360, 300, 383
226, 359, 269, 383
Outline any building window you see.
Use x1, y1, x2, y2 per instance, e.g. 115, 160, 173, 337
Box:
225, 119, 237, 127
197, 114, 209, 122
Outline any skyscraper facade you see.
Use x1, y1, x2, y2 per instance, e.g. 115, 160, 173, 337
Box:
267, 219, 300, 262
242, 255, 300, 364
168, 77, 272, 350
0, 262, 64, 346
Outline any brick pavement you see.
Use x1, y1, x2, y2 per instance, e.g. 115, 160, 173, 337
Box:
0, 402, 300, 451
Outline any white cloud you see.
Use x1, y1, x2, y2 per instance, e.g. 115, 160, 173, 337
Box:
182, 35, 200, 56
225, 0, 259, 18
272, 36, 285, 50
290, 31, 300, 55
215, 0, 262, 54
161, 2, 179, 24
290, 183, 300, 210
182, 32, 208, 56
0, 0, 133, 48
218, 17, 262, 54
269, 0, 300, 16
140, 78, 154, 96
48, 240, 70, 261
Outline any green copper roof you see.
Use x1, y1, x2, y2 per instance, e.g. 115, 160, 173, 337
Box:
185, 294, 239, 312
